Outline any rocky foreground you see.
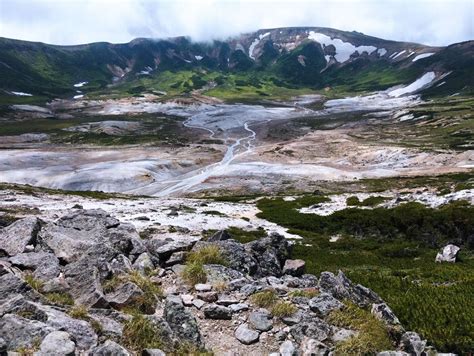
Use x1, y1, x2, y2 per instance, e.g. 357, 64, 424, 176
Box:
0, 208, 442, 355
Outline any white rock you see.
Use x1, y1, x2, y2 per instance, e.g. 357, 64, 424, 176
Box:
435, 244, 460, 263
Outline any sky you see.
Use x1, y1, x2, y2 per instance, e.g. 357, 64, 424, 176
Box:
0, 0, 472, 46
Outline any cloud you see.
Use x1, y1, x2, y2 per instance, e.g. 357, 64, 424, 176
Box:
0, 0, 472, 46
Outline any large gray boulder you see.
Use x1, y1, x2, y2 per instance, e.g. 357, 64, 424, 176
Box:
371, 303, 401, 326
105, 282, 144, 309
309, 293, 344, 317
435, 244, 460, 263
0, 217, 40, 256
319, 270, 382, 307
235, 323, 260, 345
37, 331, 76, 356
163, 295, 203, 347
290, 317, 331, 343
9, 252, 60, 281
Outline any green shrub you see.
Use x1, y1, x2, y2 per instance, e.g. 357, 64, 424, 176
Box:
346, 196, 360, 206
24, 274, 43, 292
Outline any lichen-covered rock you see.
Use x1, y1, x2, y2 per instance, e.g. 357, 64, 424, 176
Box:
300, 337, 328, 356
38, 331, 75, 356
290, 317, 331, 343
371, 303, 401, 326
0, 314, 54, 351
235, 323, 260, 345
280, 340, 297, 356
399, 331, 426, 355
0, 217, 40, 256
105, 282, 144, 309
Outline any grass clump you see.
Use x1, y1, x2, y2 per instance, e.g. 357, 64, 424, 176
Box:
182, 240, 227, 285
226, 226, 267, 243
346, 196, 360, 206
328, 302, 392, 354
44, 292, 74, 306
24, 274, 43, 292
346, 196, 388, 207
68, 305, 103, 335
250, 290, 278, 308
121, 314, 163, 351
271, 301, 298, 317
289, 288, 319, 299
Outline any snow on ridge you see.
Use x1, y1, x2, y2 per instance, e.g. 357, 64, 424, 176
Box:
73, 94, 84, 100
377, 48, 387, 56
195, 55, 203, 61
392, 50, 406, 59
388, 72, 436, 97
389, 52, 399, 59
11, 91, 33, 97
307, 31, 376, 63
412, 53, 435, 62
248, 32, 271, 60
73, 81, 88, 88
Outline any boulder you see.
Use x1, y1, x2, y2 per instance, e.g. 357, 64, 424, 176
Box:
290, 318, 331, 343
192, 299, 206, 310
194, 283, 212, 292
204, 264, 245, 284
216, 294, 239, 306
207, 230, 232, 242
283, 259, 306, 277
0, 217, 40, 256
435, 244, 460, 263
197, 292, 218, 303
163, 295, 203, 347
166, 251, 186, 266
235, 323, 260, 345
9, 252, 61, 282
146, 238, 194, 262
309, 293, 344, 316
229, 303, 249, 313
38, 331, 75, 356
203, 304, 233, 320
249, 309, 273, 332
89, 340, 130, 355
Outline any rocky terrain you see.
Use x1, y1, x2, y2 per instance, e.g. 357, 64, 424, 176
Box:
0, 207, 437, 355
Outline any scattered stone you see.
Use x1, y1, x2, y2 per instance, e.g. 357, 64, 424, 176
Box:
280, 340, 297, 356
332, 328, 358, 343
181, 294, 194, 306
166, 251, 186, 266
197, 291, 218, 302
105, 282, 144, 309
132, 252, 155, 274
192, 299, 206, 310
216, 294, 239, 306
249, 310, 273, 332
38, 331, 76, 356
164, 295, 203, 347
90, 340, 131, 355
229, 303, 249, 313
300, 337, 329, 355
195, 283, 212, 292
283, 259, 306, 277
435, 244, 460, 263
235, 323, 260, 345
309, 292, 344, 316
203, 304, 233, 320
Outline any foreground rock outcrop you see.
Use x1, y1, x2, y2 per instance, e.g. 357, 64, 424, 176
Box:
0, 209, 441, 355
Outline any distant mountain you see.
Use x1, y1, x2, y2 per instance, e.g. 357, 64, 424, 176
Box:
0, 27, 472, 99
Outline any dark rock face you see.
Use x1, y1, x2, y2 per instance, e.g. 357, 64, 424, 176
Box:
0, 314, 54, 350
203, 304, 233, 320
163, 295, 203, 347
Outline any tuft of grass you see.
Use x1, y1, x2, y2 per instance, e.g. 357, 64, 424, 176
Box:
15, 337, 41, 356
250, 290, 278, 308
44, 292, 74, 306
271, 301, 298, 317
69, 305, 89, 319
289, 288, 319, 299
328, 302, 392, 354
187, 245, 228, 266
213, 281, 228, 293
121, 314, 163, 352
226, 226, 267, 244
24, 274, 43, 292
182, 260, 207, 285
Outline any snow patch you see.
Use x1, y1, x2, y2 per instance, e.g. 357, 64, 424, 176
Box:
412, 53, 435, 62
308, 31, 376, 63
377, 48, 387, 56
436, 81, 446, 87
248, 32, 271, 60
73, 81, 88, 88
392, 50, 406, 59
388, 72, 436, 97
73, 95, 84, 99
11, 91, 33, 96
195, 55, 203, 60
